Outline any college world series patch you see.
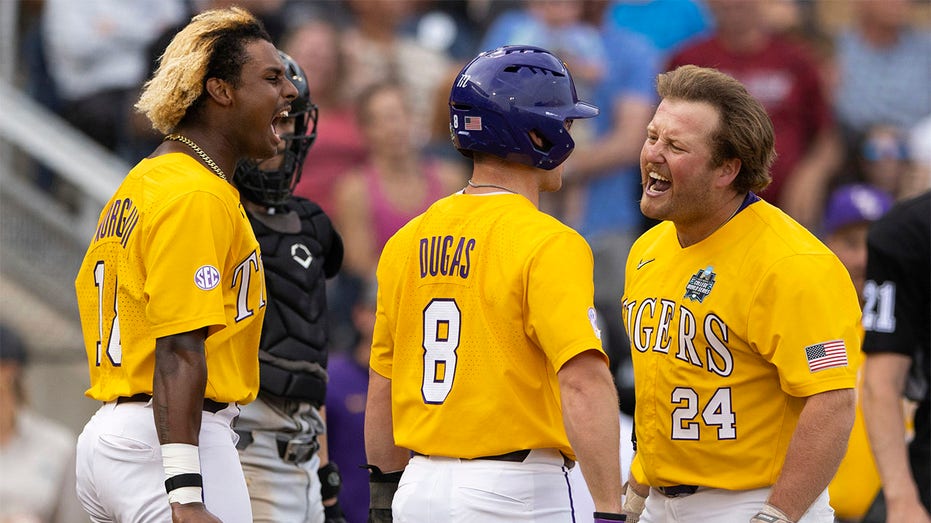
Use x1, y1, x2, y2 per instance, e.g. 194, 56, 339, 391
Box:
684, 266, 716, 302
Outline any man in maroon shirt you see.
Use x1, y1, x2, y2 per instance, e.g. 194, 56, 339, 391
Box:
667, 0, 843, 230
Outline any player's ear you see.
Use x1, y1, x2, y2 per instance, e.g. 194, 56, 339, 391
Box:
715, 157, 740, 189
205, 77, 233, 107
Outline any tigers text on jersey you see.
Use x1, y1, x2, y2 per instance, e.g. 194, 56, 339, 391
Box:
370, 192, 607, 459
74, 154, 266, 404
622, 197, 860, 490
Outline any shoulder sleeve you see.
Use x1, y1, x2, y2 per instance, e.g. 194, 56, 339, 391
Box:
525, 230, 607, 371
145, 191, 234, 338
750, 252, 861, 396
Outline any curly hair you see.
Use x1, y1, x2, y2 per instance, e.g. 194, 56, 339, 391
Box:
656, 65, 776, 194
135, 7, 271, 134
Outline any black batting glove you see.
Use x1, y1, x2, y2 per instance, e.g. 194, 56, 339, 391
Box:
323, 501, 347, 523
318, 462, 342, 501
364, 464, 403, 523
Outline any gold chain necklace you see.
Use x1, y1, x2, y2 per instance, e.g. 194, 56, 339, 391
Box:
164, 134, 227, 181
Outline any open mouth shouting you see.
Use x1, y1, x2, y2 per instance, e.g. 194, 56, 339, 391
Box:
644, 167, 671, 196
271, 108, 290, 145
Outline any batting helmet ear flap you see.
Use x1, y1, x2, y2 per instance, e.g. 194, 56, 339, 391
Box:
449, 45, 599, 170
528, 129, 553, 154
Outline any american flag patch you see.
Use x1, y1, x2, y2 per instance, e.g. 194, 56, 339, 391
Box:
805, 340, 848, 372
464, 116, 482, 131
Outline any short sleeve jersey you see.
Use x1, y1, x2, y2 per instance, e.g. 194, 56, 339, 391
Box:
370, 192, 607, 459
75, 154, 266, 403
622, 197, 860, 489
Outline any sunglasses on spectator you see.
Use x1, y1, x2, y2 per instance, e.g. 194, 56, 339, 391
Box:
862, 138, 909, 161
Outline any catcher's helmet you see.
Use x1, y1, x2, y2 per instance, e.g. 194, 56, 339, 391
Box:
234, 50, 318, 207
449, 45, 598, 170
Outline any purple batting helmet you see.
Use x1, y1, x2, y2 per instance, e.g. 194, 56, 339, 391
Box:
449, 45, 598, 170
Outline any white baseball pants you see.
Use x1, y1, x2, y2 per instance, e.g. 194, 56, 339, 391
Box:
75, 399, 251, 523
393, 449, 579, 522
641, 486, 833, 523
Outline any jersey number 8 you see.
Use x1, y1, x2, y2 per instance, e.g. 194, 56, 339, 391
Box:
422, 299, 461, 404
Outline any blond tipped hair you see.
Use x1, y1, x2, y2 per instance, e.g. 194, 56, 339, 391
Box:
135, 7, 266, 134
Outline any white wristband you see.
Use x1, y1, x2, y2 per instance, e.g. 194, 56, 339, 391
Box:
167, 486, 203, 505
162, 444, 202, 504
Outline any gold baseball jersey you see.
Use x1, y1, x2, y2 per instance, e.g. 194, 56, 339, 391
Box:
623, 197, 860, 490
75, 154, 266, 404
370, 192, 607, 459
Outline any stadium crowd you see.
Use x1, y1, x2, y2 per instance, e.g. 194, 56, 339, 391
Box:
4, 1, 930, 522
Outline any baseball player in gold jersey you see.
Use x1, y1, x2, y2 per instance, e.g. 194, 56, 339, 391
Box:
620, 66, 860, 523
73, 8, 297, 523
364, 46, 626, 523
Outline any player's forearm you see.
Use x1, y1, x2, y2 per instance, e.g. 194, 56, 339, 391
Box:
861, 365, 918, 505
153, 330, 209, 444
768, 388, 855, 521
559, 351, 623, 513
861, 355, 918, 504
364, 370, 409, 472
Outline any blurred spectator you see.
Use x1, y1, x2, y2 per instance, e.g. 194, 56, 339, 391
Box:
279, 0, 355, 31
332, 81, 466, 283
908, 115, 931, 198
341, 0, 454, 147
479, 0, 608, 101
285, 17, 367, 216
834, 0, 931, 141
325, 279, 377, 523
400, 0, 481, 62
853, 124, 917, 200
206, 0, 289, 42
424, 61, 472, 170
0, 324, 83, 523
821, 184, 892, 523
478, 0, 609, 221
668, 0, 844, 230
561, 23, 659, 412
41, 0, 186, 160
822, 184, 895, 299
600, 0, 712, 60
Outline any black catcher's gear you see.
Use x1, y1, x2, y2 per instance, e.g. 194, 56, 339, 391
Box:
249, 198, 343, 405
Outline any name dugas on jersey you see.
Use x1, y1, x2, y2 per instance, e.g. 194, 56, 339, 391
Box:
418, 235, 476, 280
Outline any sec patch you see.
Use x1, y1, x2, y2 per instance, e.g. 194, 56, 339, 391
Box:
194, 265, 221, 290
